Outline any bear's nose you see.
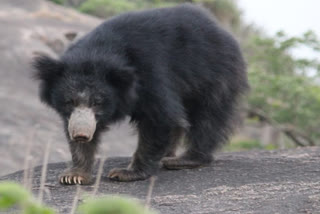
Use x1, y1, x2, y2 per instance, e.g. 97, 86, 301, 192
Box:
68, 107, 97, 143
73, 133, 90, 142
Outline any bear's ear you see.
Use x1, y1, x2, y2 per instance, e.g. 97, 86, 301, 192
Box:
32, 55, 64, 82
32, 55, 64, 105
107, 66, 136, 91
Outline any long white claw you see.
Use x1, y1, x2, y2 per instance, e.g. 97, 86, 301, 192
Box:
73, 177, 77, 184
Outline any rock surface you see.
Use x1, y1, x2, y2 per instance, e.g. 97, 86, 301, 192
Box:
1, 147, 320, 214
0, 0, 137, 176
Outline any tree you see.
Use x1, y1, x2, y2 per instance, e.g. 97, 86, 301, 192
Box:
245, 31, 320, 146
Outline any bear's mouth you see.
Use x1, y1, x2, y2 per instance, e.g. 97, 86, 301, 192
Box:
68, 107, 96, 143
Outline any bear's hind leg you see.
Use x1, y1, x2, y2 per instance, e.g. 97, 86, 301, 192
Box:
162, 119, 220, 170
164, 127, 185, 158
163, 101, 235, 170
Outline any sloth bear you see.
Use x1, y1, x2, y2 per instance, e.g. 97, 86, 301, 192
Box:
33, 4, 248, 184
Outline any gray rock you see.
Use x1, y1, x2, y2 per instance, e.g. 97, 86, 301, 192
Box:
1, 147, 320, 214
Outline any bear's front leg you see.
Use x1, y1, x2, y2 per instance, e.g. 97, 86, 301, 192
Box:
108, 120, 172, 182
60, 140, 97, 185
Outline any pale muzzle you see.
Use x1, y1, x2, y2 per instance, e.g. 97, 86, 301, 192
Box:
68, 107, 96, 143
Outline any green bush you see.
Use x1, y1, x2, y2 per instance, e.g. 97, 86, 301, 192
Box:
49, 0, 65, 5
0, 182, 54, 214
78, 0, 176, 18
246, 31, 320, 143
224, 140, 277, 151
0, 182, 156, 214
78, 0, 137, 17
78, 196, 156, 214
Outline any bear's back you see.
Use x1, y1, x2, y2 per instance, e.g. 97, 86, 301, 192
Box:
104, 3, 221, 38
62, 4, 246, 99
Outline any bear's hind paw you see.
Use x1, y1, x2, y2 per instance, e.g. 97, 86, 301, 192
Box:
107, 168, 149, 182
162, 157, 210, 170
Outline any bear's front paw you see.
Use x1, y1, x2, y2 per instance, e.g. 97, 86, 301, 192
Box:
107, 168, 150, 182
59, 170, 91, 185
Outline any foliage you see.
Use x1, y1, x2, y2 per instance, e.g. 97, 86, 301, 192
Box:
224, 140, 277, 152
49, 0, 65, 5
194, 0, 241, 29
0, 182, 30, 210
0, 182, 155, 214
246, 31, 320, 143
48, 0, 87, 6
78, 0, 137, 17
0, 182, 54, 214
78, 0, 176, 18
74, 0, 240, 21
78, 196, 156, 214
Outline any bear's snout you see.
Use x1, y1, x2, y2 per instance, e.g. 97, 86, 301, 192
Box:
68, 107, 96, 143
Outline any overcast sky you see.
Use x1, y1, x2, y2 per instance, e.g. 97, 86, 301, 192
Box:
238, 0, 320, 59
238, 0, 320, 36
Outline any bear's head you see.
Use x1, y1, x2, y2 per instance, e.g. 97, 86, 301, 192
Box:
32, 55, 137, 143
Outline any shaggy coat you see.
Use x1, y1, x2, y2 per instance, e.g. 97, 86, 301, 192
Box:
33, 4, 248, 183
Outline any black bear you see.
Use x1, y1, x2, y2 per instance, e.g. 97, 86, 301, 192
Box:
33, 4, 248, 184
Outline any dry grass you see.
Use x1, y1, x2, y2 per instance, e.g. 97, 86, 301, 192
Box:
38, 139, 52, 203
23, 127, 37, 192
92, 156, 107, 196
19, 126, 158, 213
70, 185, 81, 214
145, 176, 156, 209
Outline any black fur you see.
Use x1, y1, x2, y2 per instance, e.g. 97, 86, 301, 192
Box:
33, 4, 248, 182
